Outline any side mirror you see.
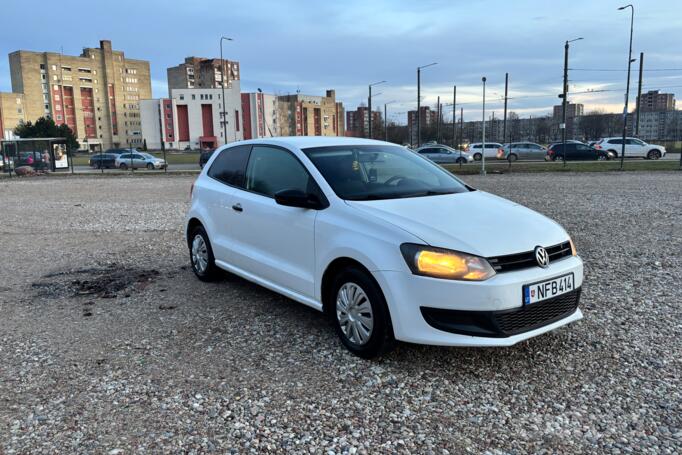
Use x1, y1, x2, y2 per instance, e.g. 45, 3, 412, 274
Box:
274, 189, 325, 210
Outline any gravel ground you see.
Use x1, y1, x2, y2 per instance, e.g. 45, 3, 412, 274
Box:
0, 172, 680, 454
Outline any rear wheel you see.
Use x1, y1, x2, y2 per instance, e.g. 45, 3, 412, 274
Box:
330, 267, 394, 359
189, 226, 221, 282
647, 149, 661, 160
473, 152, 482, 161
608, 149, 618, 158
456, 157, 467, 164
507, 153, 518, 162
119, 163, 128, 170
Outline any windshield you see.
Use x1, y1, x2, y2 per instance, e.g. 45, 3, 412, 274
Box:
302, 145, 470, 201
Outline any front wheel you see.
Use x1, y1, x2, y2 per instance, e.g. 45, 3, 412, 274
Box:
146, 163, 154, 170
473, 153, 482, 161
330, 267, 394, 359
647, 150, 661, 160
507, 153, 518, 162
189, 226, 221, 282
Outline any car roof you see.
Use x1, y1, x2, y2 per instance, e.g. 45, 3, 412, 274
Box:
233, 136, 390, 150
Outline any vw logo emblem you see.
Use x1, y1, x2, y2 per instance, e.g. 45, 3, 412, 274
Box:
534, 246, 549, 268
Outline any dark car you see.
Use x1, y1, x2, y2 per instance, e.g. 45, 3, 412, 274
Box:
89, 153, 117, 169
199, 149, 216, 168
547, 143, 613, 161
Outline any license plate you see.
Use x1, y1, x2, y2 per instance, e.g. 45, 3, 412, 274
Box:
523, 273, 574, 305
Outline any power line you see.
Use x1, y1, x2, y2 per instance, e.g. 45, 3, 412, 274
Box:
569, 68, 682, 72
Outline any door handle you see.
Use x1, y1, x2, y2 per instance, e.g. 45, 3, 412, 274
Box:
232, 203, 243, 212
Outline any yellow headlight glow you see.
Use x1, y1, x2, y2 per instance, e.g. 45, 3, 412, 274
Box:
414, 249, 495, 280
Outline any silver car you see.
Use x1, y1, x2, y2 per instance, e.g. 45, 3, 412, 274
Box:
502, 142, 547, 161
115, 152, 167, 170
414, 145, 474, 164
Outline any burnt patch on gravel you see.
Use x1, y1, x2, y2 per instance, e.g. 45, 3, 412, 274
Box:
32, 265, 161, 299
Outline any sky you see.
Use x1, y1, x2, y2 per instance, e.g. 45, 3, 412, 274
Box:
1, 0, 680, 124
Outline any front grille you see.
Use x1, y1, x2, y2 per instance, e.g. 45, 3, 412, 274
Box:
488, 241, 572, 273
494, 288, 580, 336
420, 288, 581, 338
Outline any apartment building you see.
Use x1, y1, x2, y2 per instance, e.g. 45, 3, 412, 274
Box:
8, 40, 151, 151
140, 83, 243, 150
0, 92, 26, 139
277, 90, 344, 137
167, 57, 240, 93
346, 106, 382, 138
241, 92, 280, 139
407, 106, 438, 144
638, 90, 675, 112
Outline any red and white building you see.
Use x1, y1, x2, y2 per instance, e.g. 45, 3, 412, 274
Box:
141, 82, 243, 150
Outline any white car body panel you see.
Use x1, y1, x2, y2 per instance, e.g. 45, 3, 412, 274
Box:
186, 137, 584, 348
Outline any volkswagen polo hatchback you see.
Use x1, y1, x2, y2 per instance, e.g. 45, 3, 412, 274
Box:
185, 137, 583, 358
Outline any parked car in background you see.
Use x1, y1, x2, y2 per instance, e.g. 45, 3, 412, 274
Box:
547, 140, 585, 150
465, 142, 504, 161
105, 148, 137, 156
89, 153, 118, 169
186, 137, 583, 358
594, 137, 667, 159
547, 143, 613, 161
413, 144, 474, 164
199, 149, 216, 168
501, 142, 547, 161
115, 152, 167, 170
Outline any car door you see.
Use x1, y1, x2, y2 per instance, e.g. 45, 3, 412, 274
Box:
228, 145, 318, 299
202, 144, 251, 261
574, 144, 592, 160
626, 139, 644, 157
418, 147, 438, 162
435, 147, 457, 163
133, 154, 147, 168
527, 143, 546, 160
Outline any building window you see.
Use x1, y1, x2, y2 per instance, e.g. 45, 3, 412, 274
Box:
51, 64, 57, 70
179, 94, 184, 100
56, 115, 62, 120
40, 63, 46, 70
192, 94, 195, 100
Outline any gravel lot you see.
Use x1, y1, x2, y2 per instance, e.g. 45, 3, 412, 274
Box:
1, 172, 680, 454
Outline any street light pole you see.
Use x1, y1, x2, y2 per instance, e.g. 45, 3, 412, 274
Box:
219, 36, 233, 146
619, 4, 634, 170
368, 80, 386, 139
502, 73, 508, 146
562, 37, 583, 166
481, 77, 487, 176
416, 63, 437, 147
452, 85, 457, 148
383, 100, 396, 142
635, 51, 644, 136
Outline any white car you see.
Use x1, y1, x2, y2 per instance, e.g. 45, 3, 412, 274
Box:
413, 144, 474, 164
185, 137, 583, 358
115, 152, 167, 170
594, 137, 666, 159
466, 142, 504, 161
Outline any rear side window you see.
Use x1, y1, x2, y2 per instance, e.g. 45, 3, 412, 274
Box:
244, 146, 312, 198
609, 139, 623, 145
208, 144, 251, 187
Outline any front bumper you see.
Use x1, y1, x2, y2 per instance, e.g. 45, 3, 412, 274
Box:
374, 255, 583, 346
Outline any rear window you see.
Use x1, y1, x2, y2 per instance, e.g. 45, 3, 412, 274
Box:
208, 145, 251, 187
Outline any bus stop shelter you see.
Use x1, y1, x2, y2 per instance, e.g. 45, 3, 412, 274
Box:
1, 138, 70, 176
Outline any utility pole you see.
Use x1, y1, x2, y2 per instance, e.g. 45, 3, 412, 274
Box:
502, 73, 509, 145
436, 96, 441, 143
481, 77, 487, 176
635, 52, 644, 136
384, 103, 388, 142
619, 4, 634, 170
459, 107, 464, 168
491, 111, 495, 142
368, 80, 386, 139
416, 63, 437, 147
219, 37, 233, 146
452, 85, 457, 148
562, 37, 583, 166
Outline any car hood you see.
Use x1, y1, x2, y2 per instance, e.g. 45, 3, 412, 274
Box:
345, 190, 569, 257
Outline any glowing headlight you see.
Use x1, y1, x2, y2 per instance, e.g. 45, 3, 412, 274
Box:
400, 244, 496, 281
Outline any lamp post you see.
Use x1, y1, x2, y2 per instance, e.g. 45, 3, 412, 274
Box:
562, 37, 583, 166
219, 36, 233, 146
368, 80, 386, 139
384, 100, 396, 142
481, 77, 487, 176
417, 63, 437, 147
618, 4, 634, 170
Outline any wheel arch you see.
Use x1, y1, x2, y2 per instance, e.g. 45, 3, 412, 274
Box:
186, 217, 204, 246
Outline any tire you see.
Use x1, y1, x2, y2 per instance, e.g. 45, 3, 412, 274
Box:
473, 153, 482, 161
608, 150, 618, 158
597, 154, 607, 161
507, 153, 518, 162
647, 150, 661, 160
119, 163, 128, 170
456, 157, 466, 164
146, 163, 154, 170
188, 225, 221, 282
329, 266, 395, 359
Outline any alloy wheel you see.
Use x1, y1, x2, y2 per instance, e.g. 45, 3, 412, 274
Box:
191, 235, 209, 273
